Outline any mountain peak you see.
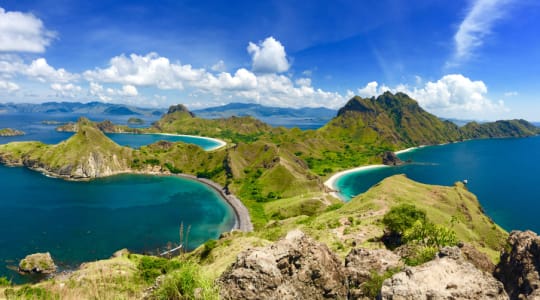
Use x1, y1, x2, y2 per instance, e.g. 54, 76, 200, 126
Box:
167, 104, 194, 117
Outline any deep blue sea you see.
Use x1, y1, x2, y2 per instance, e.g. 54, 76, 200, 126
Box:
336, 136, 540, 234
0, 112, 233, 282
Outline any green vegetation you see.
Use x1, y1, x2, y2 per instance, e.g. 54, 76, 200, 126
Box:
362, 268, 401, 298
0, 128, 25, 137
127, 117, 145, 125
0, 277, 11, 287
0, 91, 533, 297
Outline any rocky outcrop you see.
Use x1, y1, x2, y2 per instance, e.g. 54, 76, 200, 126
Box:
382, 151, 404, 166
56, 119, 141, 133
495, 230, 540, 299
0, 128, 25, 136
381, 246, 507, 299
345, 248, 403, 299
167, 104, 194, 117
218, 230, 347, 299
19, 252, 57, 274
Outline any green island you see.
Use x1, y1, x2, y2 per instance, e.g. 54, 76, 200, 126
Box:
0, 128, 25, 137
1, 92, 539, 299
127, 117, 145, 125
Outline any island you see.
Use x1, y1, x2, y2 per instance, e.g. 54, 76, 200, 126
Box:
1, 92, 540, 299
0, 128, 25, 137
127, 117, 145, 125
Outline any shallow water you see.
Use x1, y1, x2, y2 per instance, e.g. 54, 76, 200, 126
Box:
336, 136, 540, 233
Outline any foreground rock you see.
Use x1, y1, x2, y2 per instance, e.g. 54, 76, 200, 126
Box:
381, 246, 507, 299
495, 230, 540, 299
218, 230, 347, 299
345, 248, 403, 299
19, 252, 57, 274
0, 128, 25, 136
382, 151, 404, 166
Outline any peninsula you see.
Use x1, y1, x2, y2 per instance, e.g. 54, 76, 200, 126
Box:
1, 92, 540, 299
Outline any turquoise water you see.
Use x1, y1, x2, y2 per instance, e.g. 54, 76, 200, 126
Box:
0, 166, 235, 283
106, 133, 222, 150
336, 136, 540, 233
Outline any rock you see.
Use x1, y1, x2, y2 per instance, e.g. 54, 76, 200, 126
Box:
218, 230, 347, 300
18, 252, 57, 274
382, 151, 404, 166
381, 248, 507, 299
495, 230, 540, 299
112, 248, 130, 258
345, 248, 403, 299
167, 104, 194, 117
459, 243, 495, 273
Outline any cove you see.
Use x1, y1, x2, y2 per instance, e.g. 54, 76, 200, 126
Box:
106, 133, 225, 150
0, 165, 235, 283
334, 136, 540, 234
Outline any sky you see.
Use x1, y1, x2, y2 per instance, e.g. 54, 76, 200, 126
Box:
0, 0, 539, 120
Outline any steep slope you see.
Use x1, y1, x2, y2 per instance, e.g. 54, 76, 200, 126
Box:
152, 104, 271, 143
0, 118, 133, 179
320, 92, 462, 148
461, 119, 540, 138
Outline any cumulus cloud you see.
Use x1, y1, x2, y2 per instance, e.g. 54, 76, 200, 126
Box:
247, 37, 290, 73
0, 56, 78, 83
84, 52, 206, 89
356, 74, 507, 118
211, 60, 226, 72
0, 7, 55, 53
0, 79, 19, 92
450, 0, 512, 65
50, 83, 82, 98
119, 84, 138, 96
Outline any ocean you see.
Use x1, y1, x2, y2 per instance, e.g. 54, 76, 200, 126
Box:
0, 112, 234, 282
335, 136, 540, 233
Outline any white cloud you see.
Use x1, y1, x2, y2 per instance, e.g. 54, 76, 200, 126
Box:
211, 60, 226, 72
450, 0, 512, 65
50, 83, 82, 98
84, 52, 206, 90
119, 84, 138, 96
0, 7, 55, 53
356, 74, 507, 118
0, 79, 19, 92
26, 58, 78, 83
247, 36, 290, 73
357, 81, 379, 97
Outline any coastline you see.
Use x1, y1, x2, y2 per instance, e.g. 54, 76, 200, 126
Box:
143, 132, 227, 151
22, 165, 253, 233
324, 145, 426, 200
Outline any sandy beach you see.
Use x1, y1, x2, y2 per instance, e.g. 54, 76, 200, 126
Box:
149, 133, 227, 151
324, 165, 389, 200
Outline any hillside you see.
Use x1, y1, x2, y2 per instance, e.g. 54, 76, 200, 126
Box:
320, 92, 539, 149
0, 101, 164, 116
0, 118, 134, 179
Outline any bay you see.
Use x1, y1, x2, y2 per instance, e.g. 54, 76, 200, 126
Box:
335, 136, 540, 233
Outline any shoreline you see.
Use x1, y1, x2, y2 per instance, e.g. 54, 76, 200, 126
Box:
324, 145, 426, 200
146, 132, 227, 151
20, 165, 253, 233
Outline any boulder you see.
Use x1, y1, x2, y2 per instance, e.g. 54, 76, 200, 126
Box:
495, 230, 540, 299
381, 247, 507, 299
382, 151, 404, 166
18, 252, 57, 274
218, 230, 347, 300
345, 248, 403, 299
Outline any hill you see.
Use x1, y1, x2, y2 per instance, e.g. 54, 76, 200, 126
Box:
0, 101, 164, 116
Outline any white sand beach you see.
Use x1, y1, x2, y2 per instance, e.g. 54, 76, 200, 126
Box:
149, 133, 227, 151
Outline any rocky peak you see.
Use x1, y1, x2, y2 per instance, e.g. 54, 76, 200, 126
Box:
218, 230, 347, 299
382, 151, 404, 166
381, 246, 507, 299
495, 230, 540, 299
166, 104, 194, 117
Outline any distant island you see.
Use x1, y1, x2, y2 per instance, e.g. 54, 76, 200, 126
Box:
41, 120, 64, 125
127, 117, 145, 125
1, 92, 540, 299
0, 128, 25, 137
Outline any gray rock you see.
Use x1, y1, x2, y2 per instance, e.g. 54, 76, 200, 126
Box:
381, 251, 507, 299
495, 230, 540, 299
218, 230, 347, 300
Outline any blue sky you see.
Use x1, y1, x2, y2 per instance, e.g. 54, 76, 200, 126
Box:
0, 0, 539, 120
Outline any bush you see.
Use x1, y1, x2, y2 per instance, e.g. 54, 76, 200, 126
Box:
137, 256, 182, 283
362, 268, 400, 298
382, 204, 426, 234
404, 245, 439, 266
0, 276, 10, 286
325, 203, 344, 212
4, 286, 58, 300
200, 240, 217, 259
151, 262, 218, 300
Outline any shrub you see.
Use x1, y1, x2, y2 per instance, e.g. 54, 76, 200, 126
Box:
404, 245, 439, 266
200, 240, 217, 259
4, 286, 58, 300
325, 203, 344, 212
137, 256, 182, 283
0, 276, 11, 286
382, 204, 427, 234
362, 268, 400, 298
151, 262, 218, 300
